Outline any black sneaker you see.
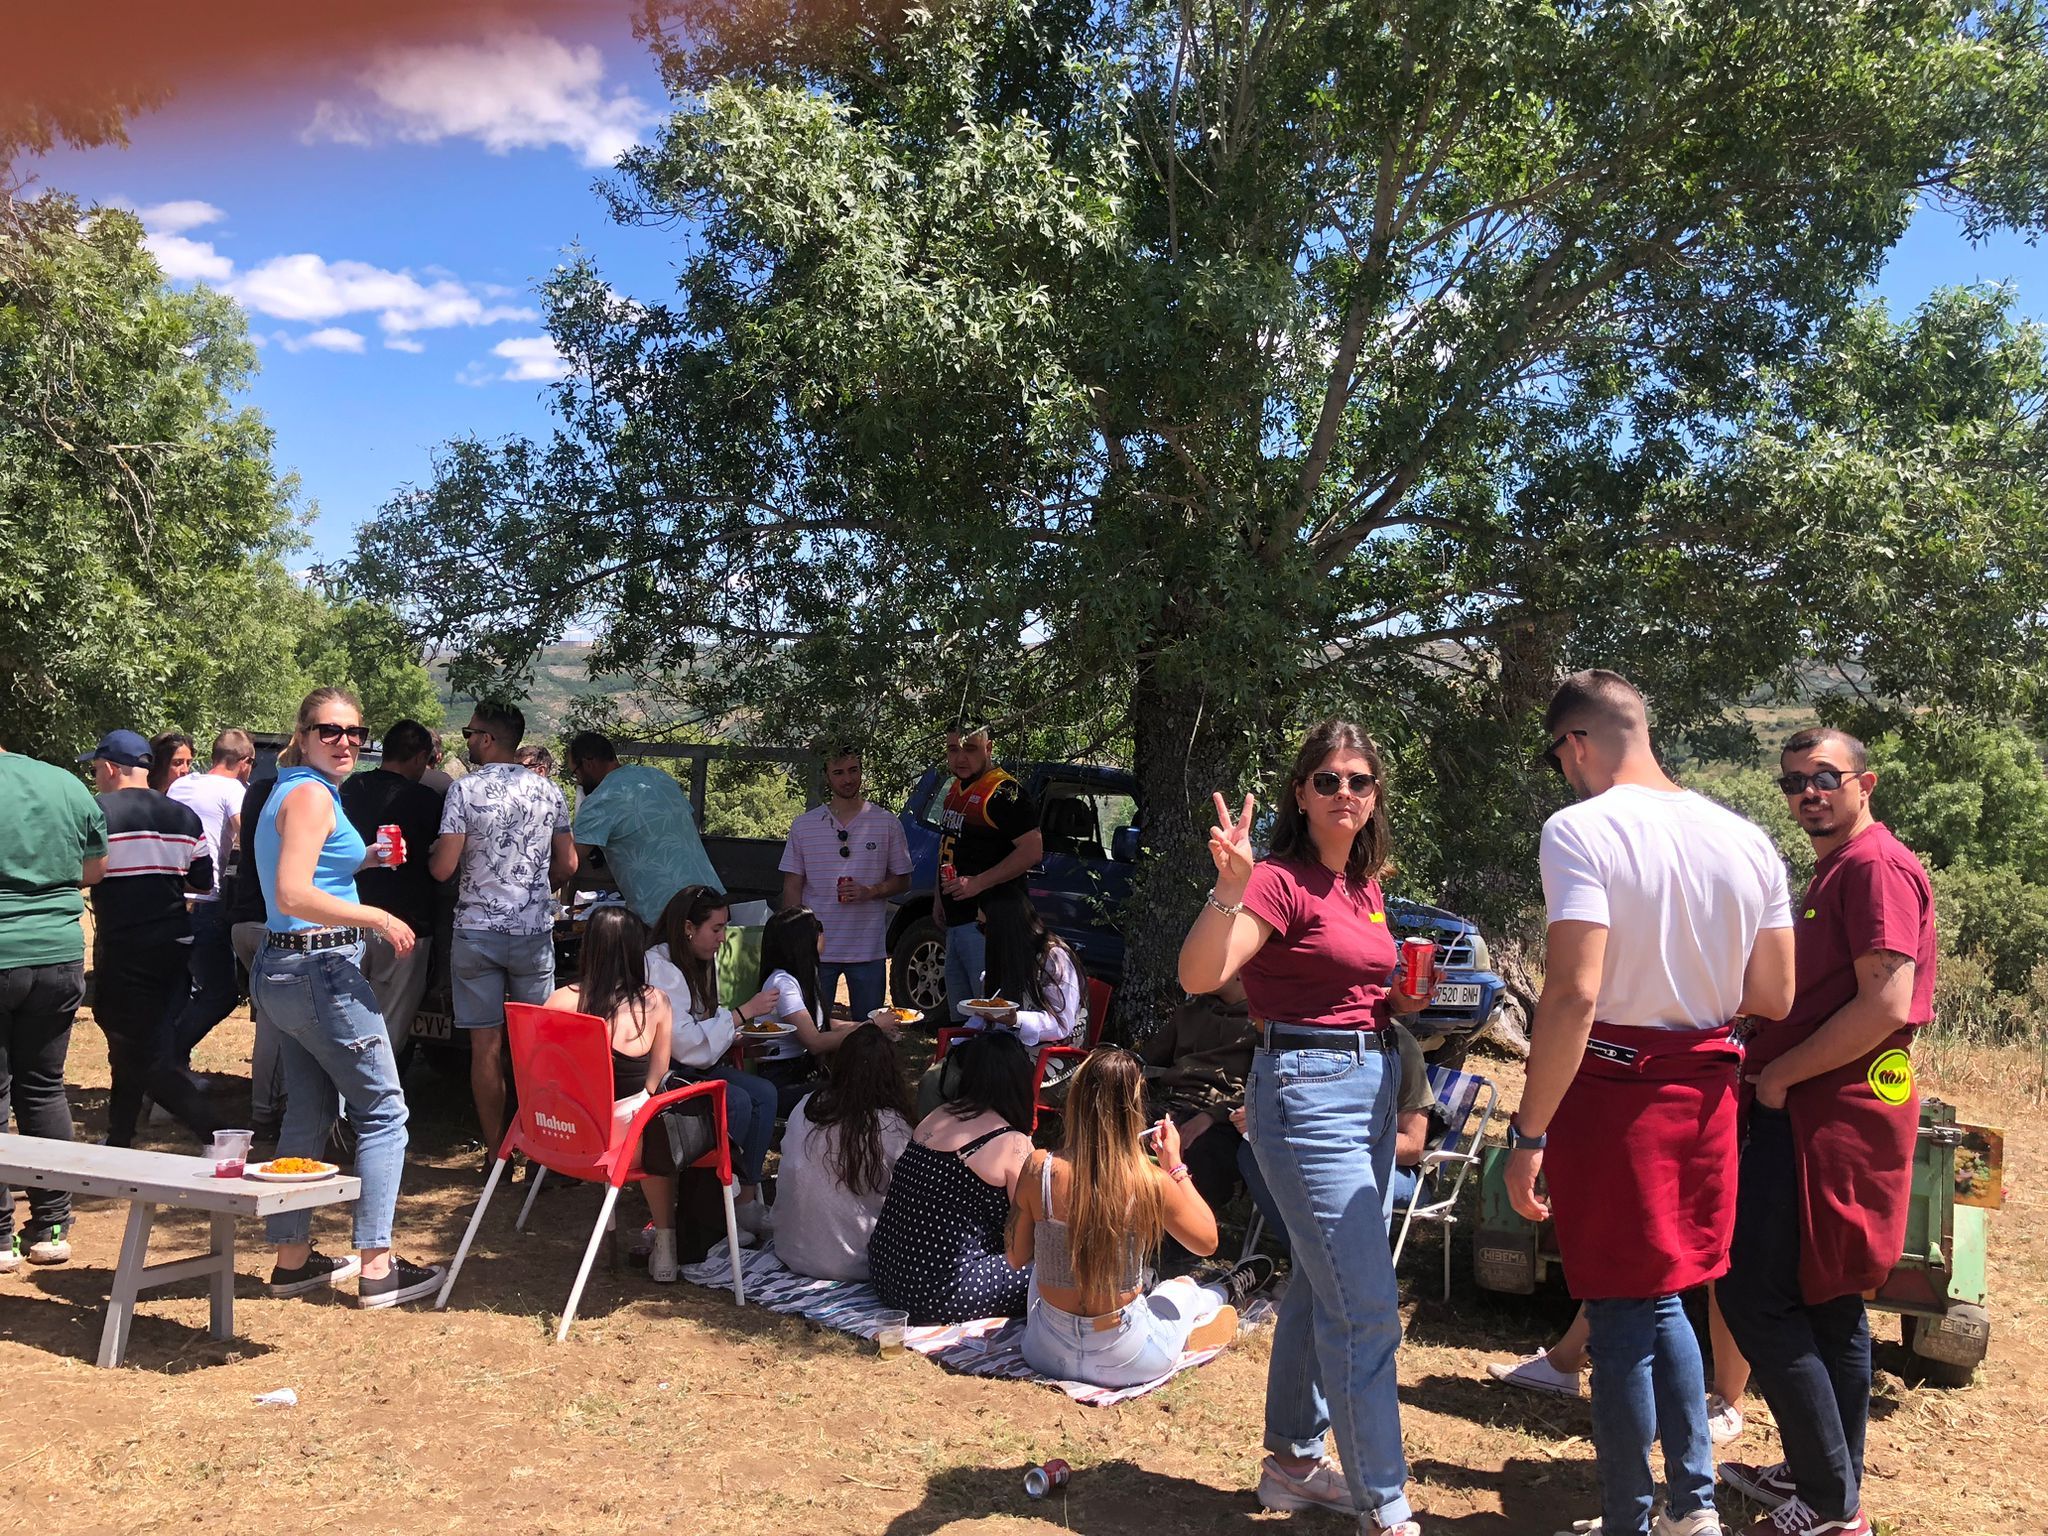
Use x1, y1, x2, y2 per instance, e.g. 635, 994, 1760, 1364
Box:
266, 1251, 362, 1297
1218, 1254, 1277, 1307
357, 1257, 444, 1310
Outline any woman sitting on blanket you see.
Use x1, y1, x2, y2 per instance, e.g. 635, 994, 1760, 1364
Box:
1005, 1048, 1275, 1388
868, 1032, 1035, 1325
776, 1023, 914, 1283
542, 906, 679, 1280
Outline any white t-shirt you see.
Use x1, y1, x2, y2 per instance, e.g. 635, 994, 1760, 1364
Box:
1540, 784, 1792, 1030
167, 771, 244, 901
774, 1096, 912, 1282
753, 967, 817, 1060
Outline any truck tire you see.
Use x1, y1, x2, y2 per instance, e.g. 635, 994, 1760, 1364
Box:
890, 917, 948, 1017
1909, 1304, 1989, 1387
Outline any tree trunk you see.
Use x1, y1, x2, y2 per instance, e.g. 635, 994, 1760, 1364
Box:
1116, 662, 1242, 1043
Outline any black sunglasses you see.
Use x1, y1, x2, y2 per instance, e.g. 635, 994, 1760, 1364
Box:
1309, 771, 1378, 797
1778, 769, 1851, 795
837, 827, 851, 859
1544, 729, 1588, 777
308, 722, 370, 746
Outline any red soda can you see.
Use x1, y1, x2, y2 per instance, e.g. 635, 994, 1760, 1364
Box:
837, 875, 855, 904
939, 861, 956, 887
1023, 1459, 1070, 1498
1399, 936, 1436, 1000
376, 824, 407, 866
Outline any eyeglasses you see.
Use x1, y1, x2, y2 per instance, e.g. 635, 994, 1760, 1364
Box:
1777, 769, 1850, 795
1309, 771, 1378, 797
1544, 729, 1588, 777
308, 723, 370, 747
837, 827, 851, 860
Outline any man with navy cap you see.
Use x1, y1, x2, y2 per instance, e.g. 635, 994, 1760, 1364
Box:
83, 730, 223, 1152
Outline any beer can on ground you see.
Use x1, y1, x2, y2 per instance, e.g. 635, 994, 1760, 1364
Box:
1399, 936, 1436, 1000
1023, 1460, 1071, 1499
838, 875, 855, 904
376, 824, 407, 867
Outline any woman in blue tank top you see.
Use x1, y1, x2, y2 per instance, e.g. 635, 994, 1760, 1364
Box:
251, 687, 443, 1309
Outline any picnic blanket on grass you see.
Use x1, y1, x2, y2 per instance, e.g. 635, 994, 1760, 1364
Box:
680, 1244, 1271, 1406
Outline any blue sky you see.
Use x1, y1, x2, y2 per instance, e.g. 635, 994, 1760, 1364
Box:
25, 23, 2047, 570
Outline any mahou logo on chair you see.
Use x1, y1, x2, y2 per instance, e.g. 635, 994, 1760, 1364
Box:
534, 1111, 579, 1139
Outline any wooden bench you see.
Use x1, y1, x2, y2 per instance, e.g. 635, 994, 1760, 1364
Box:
0, 1133, 360, 1367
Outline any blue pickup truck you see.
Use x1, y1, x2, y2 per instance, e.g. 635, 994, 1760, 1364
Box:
885, 761, 1508, 1062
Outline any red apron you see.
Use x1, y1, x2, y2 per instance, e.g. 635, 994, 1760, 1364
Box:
1746, 1027, 1919, 1305
1546, 1023, 1743, 1300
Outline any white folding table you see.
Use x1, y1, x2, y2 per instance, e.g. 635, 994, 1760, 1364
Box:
0, 1133, 360, 1367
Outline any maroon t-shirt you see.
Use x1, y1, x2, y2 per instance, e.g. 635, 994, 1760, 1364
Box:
1239, 858, 1397, 1031
1750, 821, 1936, 1069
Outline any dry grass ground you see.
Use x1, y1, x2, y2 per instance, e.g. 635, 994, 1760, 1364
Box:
2, 1007, 2041, 1536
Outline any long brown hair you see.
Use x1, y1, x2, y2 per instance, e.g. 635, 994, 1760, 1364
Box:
1057, 1050, 1165, 1299
654, 884, 729, 1018
804, 1024, 912, 1198
1267, 718, 1392, 885
576, 905, 652, 1041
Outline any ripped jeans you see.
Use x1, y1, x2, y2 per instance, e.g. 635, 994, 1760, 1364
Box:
252, 941, 409, 1250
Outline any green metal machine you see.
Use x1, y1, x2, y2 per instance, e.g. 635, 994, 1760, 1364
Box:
1471, 1096, 1998, 1386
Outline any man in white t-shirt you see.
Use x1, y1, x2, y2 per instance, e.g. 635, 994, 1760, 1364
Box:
167, 728, 255, 1064
429, 701, 577, 1153
1505, 670, 1795, 1536
779, 746, 912, 1019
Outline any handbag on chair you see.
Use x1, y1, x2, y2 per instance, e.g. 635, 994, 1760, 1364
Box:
640, 1075, 718, 1175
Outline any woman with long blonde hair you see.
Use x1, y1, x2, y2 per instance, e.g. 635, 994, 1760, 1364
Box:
1003, 1049, 1272, 1389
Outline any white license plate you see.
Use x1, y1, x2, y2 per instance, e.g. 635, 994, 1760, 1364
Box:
1432, 983, 1482, 1008
411, 1012, 453, 1042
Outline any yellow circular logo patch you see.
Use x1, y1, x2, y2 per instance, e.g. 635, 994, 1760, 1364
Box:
1867, 1049, 1913, 1106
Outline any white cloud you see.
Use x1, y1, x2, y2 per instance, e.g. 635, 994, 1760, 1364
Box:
227, 252, 536, 337
144, 231, 235, 282
460, 334, 571, 385
384, 336, 426, 354
137, 200, 225, 234
302, 31, 659, 168
278, 326, 367, 354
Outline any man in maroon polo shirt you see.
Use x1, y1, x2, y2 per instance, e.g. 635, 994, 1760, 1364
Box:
1717, 726, 1937, 1536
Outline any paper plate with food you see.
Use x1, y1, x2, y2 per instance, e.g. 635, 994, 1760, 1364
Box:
247, 1156, 341, 1183
962, 997, 1019, 1025
740, 1018, 796, 1038
870, 1005, 924, 1028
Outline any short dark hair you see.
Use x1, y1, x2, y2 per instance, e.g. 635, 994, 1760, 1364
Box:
210, 729, 255, 766
1782, 726, 1868, 773
472, 699, 525, 748
826, 743, 863, 766
945, 718, 990, 742
1544, 669, 1648, 737
382, 719, 434, 762
566, 730, 617, 766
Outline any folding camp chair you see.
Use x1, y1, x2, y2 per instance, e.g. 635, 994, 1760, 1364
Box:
436, 1002, 745, 1340
1390, 1062, 1500, 1301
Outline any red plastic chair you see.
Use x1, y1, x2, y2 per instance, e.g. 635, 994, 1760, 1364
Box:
435, 1002, 745, 1339
933, 978, 1113, 1132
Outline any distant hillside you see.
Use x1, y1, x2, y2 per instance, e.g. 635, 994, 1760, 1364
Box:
430, 642, 632, 739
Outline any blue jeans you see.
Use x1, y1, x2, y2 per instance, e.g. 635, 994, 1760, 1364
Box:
942, 921, 985, 1023
1022, 1276, 1226, 1388
820, 958, 887, 1020
671, 1063, 776, 1186
253, 942, 409, 1250
1246, 1041, 1412, 1528
1585, 1294, 1716, 1534
169, 900, 240, 1063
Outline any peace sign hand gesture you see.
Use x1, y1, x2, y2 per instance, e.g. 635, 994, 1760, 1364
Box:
1208, 792, 1256, 897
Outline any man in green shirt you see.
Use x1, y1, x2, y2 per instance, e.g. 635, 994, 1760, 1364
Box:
0, 742, 109, 1270
566, 733, 722, 925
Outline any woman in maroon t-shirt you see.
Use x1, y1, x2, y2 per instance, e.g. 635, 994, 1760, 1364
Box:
1179, 719, 1430, 1535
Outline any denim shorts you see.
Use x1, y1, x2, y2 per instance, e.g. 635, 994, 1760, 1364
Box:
449, 927, 556, 1029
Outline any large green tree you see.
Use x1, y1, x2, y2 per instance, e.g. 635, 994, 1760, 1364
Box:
351, 0, 2048, 1022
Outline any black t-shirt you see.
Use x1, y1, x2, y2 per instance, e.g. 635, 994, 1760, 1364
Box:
225, 778, 277, 928
93, 788, 211, 946
340, 768, 446, 931
937, 765, 1039, 926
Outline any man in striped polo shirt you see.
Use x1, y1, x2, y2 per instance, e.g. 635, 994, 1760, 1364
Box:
83, 730, 223, 1150
779, 746, 912, 1020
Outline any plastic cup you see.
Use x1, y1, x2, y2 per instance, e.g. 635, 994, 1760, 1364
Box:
875, 1309, 908, 1358
211, 1128, 253, 1178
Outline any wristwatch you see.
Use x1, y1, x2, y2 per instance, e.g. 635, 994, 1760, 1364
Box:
1506, 1115, 1547, 1150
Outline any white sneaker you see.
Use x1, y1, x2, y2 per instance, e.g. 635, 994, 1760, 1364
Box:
1558, 1512, 1721, 1536
1256, 1455, 1357, 1514
649, 1227, 678, 1283
735, 1199, 775, 1236
1487, 1349, 1584, 1398
1707, 1391, 1744, 1445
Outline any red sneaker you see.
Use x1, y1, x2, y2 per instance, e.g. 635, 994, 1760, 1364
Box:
1745, 1498, 1872, 1536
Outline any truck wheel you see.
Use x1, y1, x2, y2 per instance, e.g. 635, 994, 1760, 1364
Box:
1909, 1303, 1989, 1387
890, 918, 948, 1017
